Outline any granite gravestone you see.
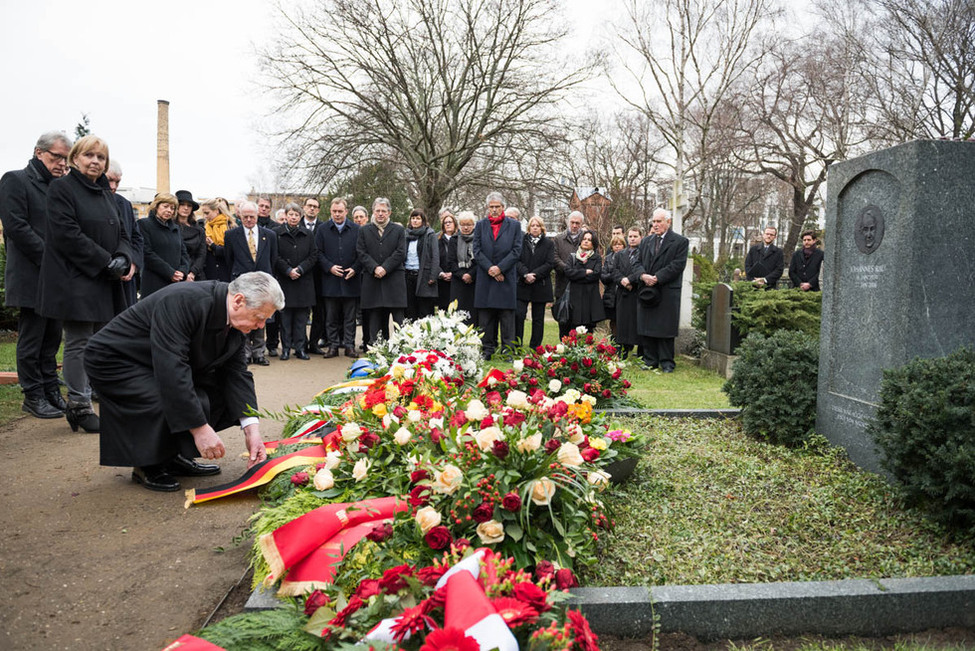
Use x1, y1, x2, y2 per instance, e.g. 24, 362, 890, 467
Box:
706, 283, 735, 355
817, 140, 975, 474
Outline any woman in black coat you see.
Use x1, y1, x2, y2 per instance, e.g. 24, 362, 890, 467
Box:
615, 227, 644, 359
446, 211, 477, 325
176, 192, 207, 281
274, 203, 319, 359
139, 193, 190, 298
404, 209, 439, 320
38, 136, 132, 433
516, 216, 554, 349
436, 211, 457, 311
561, 231, 605, 338
601, 234, 627, 342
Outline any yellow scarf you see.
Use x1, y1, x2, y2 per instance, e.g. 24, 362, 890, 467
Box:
205, 214, 232, 246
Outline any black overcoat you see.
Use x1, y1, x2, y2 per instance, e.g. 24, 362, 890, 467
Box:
635, 230, 688, 338
87, 281, 256, 467
38, 168, 131, 322
437, 234, 453, 308
317, 219, 361, 298
564, 251, 606, 326
745, 242, 784, 288
139, 216, 190, 298
447, 234, 477, 315
0, 158, 54, 308
516, 233, 554, 303
408, 226, 440, 299
600, 250, 620, 312
180, 221, 207, 280
472, 217, 522, 310
273, 224, 318, 308
788, 247, 824, 291
357, 222, 407, 310
614, 247, 643, 346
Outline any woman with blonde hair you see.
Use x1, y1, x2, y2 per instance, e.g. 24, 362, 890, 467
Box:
201, 198, 235, 281
39, 135, 132, 432
139, 193, 190, 297
516, 216, 554, 348
436, 209, 457, 311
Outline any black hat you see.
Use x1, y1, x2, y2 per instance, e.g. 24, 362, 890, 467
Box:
638, 284, 661, 307
175, 190, 199, 211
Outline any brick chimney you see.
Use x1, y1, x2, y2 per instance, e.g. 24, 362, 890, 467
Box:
156, 99, 170, 194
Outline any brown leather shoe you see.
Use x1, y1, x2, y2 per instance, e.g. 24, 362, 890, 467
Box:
345, 349, 359, 358
322, 347, 339, 359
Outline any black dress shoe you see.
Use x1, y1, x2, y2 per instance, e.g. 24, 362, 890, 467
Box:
295, 351, 310, 360
279, 350, 291, 361
307, 345, 325, 355
132, 465, 181, 492
253, 357, 270, 366
322, 347, 339, 359
345, 349, 359, 359
167, 454, 221, 477
46, 391, 68, 412
268, 348, 279, 357
23, 397, 64, 419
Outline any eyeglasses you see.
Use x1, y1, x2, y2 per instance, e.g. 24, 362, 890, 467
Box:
44, 150, 68, 162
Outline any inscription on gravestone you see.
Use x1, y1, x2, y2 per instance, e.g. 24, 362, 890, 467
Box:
817, 141, 975, 474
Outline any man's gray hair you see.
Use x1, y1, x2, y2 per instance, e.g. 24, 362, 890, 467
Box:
351, 205, 368, 217
653, 208, 672, 222
238, 200, 258, 214
486, 191, 505, 206
372, 197, 391, 211
229, 271, 285, 310
108, 160, 123, 176
35, 131, 72, 152
566, 210, 585, 223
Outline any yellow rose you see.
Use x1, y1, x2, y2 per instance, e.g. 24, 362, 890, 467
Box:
476, 519, 505, 544
313, 468, 335, 490
530, 478, 556, 505
415, 506, 442, 533
431, 464, 463, 495
557, 442, 584, 467
372, 403, 388, 417
516, 433, 542, 454
352, 458, 371, 481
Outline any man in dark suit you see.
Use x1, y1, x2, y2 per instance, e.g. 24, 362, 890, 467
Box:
105, 161, 143, 307
0, 131, 72, 419
301, 197, 328, 354
789, 230, 825, 291
357, 197, 407, 345
472, 192, 523, 359
745, 225, 784, 290
318, 197, 361, 358
86, 272, 283, 491
225, 201, 278, 365
636, 208, 688, 373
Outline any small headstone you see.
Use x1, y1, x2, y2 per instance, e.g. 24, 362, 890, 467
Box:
706, 283, 735, 355
817, 140, 975, 474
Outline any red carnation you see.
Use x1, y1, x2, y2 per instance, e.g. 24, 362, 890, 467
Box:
419, 627, 480, 651
568, 609, 600, 651
492, 440, 510, 460
555, 568, 579, 589
290, 471, 309, 486
501, 492, 522, 512
356, 578, 382, 600
534, 560, 555, 581
424, 525, 453, 550
430, 428, 444, 443
503, 410, 526, 427
548, 401, 568, 418
544, 439, 561, 454
450, 411, 467, 427
366, 522, 394, 542
581, 447, 600, 462
379, 564, 414, 593
471, 501, 494, 523
411, 469, 431, 483
303, 589, 329, 616
485, 390, 503, 405
512, 581, 550, 613
480, 415, 495, 429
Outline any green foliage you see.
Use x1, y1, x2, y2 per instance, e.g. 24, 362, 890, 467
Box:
691, 252, 717, 283
723, 330, 819, 446
869, 347, 975, 532
692, 281, 821, 338
0, 244, 21, 330
197, 605, 325, 651
329, 161, 412, 224
74, 113, 91, 140
691, 280, 756, 332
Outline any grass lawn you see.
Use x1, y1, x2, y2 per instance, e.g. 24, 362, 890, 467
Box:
580, 416, 975, 587
0, 336, 26, 424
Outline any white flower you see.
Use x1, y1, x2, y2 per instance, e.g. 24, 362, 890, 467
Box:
587, 470, 611, 490
516, 433, 542, 453
555, 344, 565, 354
340, 423, 362, 441
352, 458, 371, 481
512, 360, 524, 373
566, 423, 585, 444
465, 399, 489, 421
557, 442, 585, 467
407, 409, 423, 423
548, 379, 562, 394
393, 426, 412, 445
415, 506, 442, 533
607, 362, 618, 375
428, 417, 444, 430
505, 390, 530, 410
575, 325, 588, 334
475, 426, 502, 452
313, 468, 335, 490
382, 414, 393, 429
323, 450, 342, 470
431, 464, 463, 494
581, 394, 597, 406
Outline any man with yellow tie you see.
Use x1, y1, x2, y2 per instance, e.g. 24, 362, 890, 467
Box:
225, 201, 278, 365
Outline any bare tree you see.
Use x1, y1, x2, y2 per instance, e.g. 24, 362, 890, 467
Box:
261, 0, 591, 214
613, 0, 778, 229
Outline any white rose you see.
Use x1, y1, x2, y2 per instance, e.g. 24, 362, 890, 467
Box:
324, 450, 342, 470
575, 325, 588, 334
415, 506, 442, 533
557, 442, 584, 467
393, 426, 413, 445
313, 468, 335, 490
465, 399, 489, 421
476, 519, 505, 544
505, 390, 530, 410
475, 426, 501, 452
516, 433, 542, 453
429, 417, 444, 430
408, 409, 423, 422
587, 470, 611, 490
512, 360, 524, 373
555, 344, 565, 354
567, 423, 585, 444
352, 458, 371, 481
607, 362, 618, 375
431, 464, 463, 495
340, 422, 362, 442
382, 414, 393, 429
530, 478, 556, 505
548, 379, 562, 394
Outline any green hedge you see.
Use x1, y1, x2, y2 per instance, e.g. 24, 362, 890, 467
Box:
0, 244, 19, 331
693, 281, 821, 338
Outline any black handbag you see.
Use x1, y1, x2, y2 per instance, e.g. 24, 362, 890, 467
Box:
552, 283, 571, 324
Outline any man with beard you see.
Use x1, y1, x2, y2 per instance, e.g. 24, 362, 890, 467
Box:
789, 230, 824, 291
553, 211, 587, 302
356, 197, 407, 345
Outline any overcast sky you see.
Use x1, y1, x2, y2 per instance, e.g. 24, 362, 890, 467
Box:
0, 0, 616, 200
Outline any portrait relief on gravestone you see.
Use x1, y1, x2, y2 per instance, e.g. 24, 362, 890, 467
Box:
854, 205, 885, 254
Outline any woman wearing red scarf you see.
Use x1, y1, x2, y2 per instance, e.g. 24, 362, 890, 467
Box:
472, 192, 523, 360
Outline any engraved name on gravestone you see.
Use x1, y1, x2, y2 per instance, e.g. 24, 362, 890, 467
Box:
706, 283, 734, 355
817, 141, 975, 474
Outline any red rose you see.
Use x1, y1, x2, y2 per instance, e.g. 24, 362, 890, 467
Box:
424, 525, 453, 550
485, 390, 503, 405
290, 471, 309, 486
584, 383, 592, 393
512, 581, 550, 612
571, 363, 579, 371
366, 521, 394, 542
503, 410, 526, 427
528, 377, 539, 387
411, 469, 430, 483
548, 402, 569, 418
582, 358, 593, 368
492, 440, 510, 460
501, 492, 522, 512
612, 368, 623, 379
359, 431, 380, 449
581, 447, 600, 462
471, 501, 494, 523
409, 484, 431, 507
379, 565, 414, 593
416, 564, 449, 586
304, 589, 330, 616
590, 368, 598, 376
534, 560, 555, 581
544, 439, 562, 454
623, 379, 632, 388
547, 368, 556, 377
450, 411, 467, 427
454, 537, 471, 549
603, 389, 612, 398
586, 334, 594, 344
555, 568, 578, 589
430, 428, 444, 443
356, 578, 382, 599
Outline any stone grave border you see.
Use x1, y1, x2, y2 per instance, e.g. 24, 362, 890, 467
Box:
244, 408, 975, 639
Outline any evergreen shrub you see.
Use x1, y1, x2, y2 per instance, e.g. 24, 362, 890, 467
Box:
723, 330, 819, 446
692, 282, 821, 338
869, 347, 975, 531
